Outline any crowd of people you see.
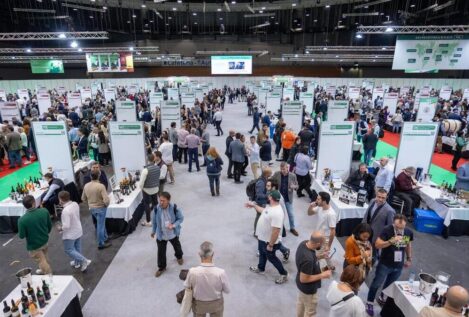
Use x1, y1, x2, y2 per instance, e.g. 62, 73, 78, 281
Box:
4, 81, 468, 317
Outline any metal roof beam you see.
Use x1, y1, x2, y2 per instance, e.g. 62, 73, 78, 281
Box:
0, 32, 109, 41
356, 25, 469, 34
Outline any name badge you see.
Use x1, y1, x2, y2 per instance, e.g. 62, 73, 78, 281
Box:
394, 251, 403, 262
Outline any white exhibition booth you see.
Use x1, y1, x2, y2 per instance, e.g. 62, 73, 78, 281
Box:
327, 100, 349, 122
0, 102, 20, 122
161, 100, 181, 131
115, 100, 137, 122
282, 101, 303, 133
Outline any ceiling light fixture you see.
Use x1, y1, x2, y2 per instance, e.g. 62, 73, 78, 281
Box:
172, 8, 176, 11
292, 3, 297, 7
356, 33, 363, 38
325, 5, 330, 8
78, 48, 83, 52
385, 27, 393, 32
129, 47, 134, 51
26, 48, 32, 53
232, 1, 236, 4
70, 41, 78, 48
58, 33, 66, 38
141, 4, 146, 8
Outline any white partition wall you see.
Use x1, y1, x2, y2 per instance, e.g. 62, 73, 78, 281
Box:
394, 122, 439, 176
258, 88, 269, 108
439, 86, 452, 100
416, 97, 438, 122
463, 88, 469, 101
17, 89, 29, 101
181, 93, 195, 107
80, 88, 92, 102
283, 87, 294, 101
116, 100, 136, 122
194, 88, 203, 102
316, 122, 355, 180
282, 101, 303, 133
348, 86, 361, 100
150, 92, 163, 113
68, 93, 82, 109
372, 87, 385, 101
109, 122, 146, 177
300, 92, 314, 114
168, 88, 179, 101
327, 100, 349, 122
266, 93, 281, 114
0, 102, 20, 122
32, 121, 74, 183
37, 93, 52, 114
383, 92, 399, 115
104, 88, 116, 102
161, 100, 181, 132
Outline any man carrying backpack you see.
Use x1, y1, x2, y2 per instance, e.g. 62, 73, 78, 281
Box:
246, 167, 272, 235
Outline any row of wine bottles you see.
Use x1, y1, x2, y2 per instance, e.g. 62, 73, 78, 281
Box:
3, 280, 51, 317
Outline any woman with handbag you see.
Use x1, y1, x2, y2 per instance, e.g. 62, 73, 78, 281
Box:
344, 223, 373, 280
205, 147, 224, 196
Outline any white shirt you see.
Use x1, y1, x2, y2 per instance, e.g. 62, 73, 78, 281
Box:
158, 141, 174, 164
375, 165, 393, 191
213, 111, 223, 122
255, 204, 284, 244
60, 201, 83, 240
248, 143, 260, 163
326, 281, 367, 317
20, 132, 28, 147
314, 206, 337, 237
184, 263, 231, 301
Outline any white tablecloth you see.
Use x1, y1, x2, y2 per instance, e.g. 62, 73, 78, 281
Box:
418, 185, 469, 227
1, 275, 83, 317
353, 141, 362, 152
106, 188, 142, 222
383, 281, 447, 317
73, 159, 95, 174
311, 178, 368, 221
0, 189, 45, 217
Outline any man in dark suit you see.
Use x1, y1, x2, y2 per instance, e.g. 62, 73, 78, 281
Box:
225, 130, 235, 179
73, 128, 89, 159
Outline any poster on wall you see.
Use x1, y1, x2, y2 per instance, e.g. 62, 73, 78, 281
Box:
282, 101, 303, 133
392, 35, 469, 71
439, 86, 452, 100
400, 86, 411, 96
348, 87, 361, 100
0, 102, 20, 123
181, 93, 195, 107
57, 86, 67, 96
150, 92, 164, 112
0, 89, 6, 101
161, 100, 181, 132
116, 100, 136, 122
104, 88, 116, 102
91, 83, 101, 96
372, 87, 385, 101
383, 92, 399, 115
108, 122, 146, 178
17, 89, 29, 101
420, 85, 432, 94
299, 92, 314, 114
86, 53, 134, 73
32, 121, 74, 184
68, 93, 82, 109
283, 87, 295, 101
416, 97, 438, 122
266, 93, 281, 114
327, 100, 349, 122
316, 122, 355, 180
325, 85, 336, 97
463, 88, 469, 101
127, 84, 139, 95
37, 94, 52, 115
80, 88, 92, 103
168, 88, 179, 101
394, 122, 438, 176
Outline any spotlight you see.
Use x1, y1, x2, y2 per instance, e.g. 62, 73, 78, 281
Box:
129, 47, 134, 51
385, 27, 393, 32
58, 33, 66, 39
356, 33, 363, 39
26, 48, 32, 53
70, 41, 78, 48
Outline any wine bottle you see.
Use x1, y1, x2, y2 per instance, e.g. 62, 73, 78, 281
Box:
27, 301, 37, 317
3, 301, 11, 317
9, 300, 18, 317
41, 280, 51, 302
435, 294, 444, 307
35, 287, 46, 309
26, 282, 36, 303
430, 287, 439, 306
20, 291, 28, 309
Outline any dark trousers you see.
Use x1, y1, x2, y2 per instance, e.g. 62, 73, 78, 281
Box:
257, 240, 287, 275
226, 155, 233, 176
98, 152, 110, 166
22, 146, 30, 160
202, 144, 210, 165
188, 148, 200, 172
8, 150, 22, 168
282, 148, 290, 161
172, 144, 178, 162
215, 121, 223, 136
296, 173, 316, 201
395, 191, 421, 217
367, 262, 402, 302
233, 161, 243, 182
142, 191, 158, 223
275, 139, 282, 156
178, 146, 188, 164
452, 149, 462, 169
242, 156, 249, 173
208, 175, 220, 193
157, 236, 183, 270
249, 123, 259, 134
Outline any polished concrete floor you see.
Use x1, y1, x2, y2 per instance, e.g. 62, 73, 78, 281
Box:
0, 100, 468, 316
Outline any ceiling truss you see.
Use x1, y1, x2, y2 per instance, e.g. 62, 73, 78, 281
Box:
0, 47, 159, 54
357, 25, 469, 34
305, 46, 395, 52
0, 32, 109, 41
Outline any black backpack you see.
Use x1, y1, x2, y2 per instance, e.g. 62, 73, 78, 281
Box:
246, 179, 258, 200
206, 159, 219, 174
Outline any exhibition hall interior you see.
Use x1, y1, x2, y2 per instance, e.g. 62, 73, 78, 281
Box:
0, 0, 469, 316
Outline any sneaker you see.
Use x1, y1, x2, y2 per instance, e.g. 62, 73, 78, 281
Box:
366, 302, 374, 316
155, 269, 166, 277
377, 293, 386, 306
143, 221, 152, 227
98, 241, 112, 250
81, 259, 92, 272
283, 248, 290, 263
275, 274, 288, 284
35, 269, 44, 275
249, 266, 265, 274
24, 160, 31, 165
70, 261, 80, 269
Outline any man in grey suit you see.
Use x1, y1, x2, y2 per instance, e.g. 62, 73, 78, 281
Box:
229, 132, 246, 184
272, 162, 299, 236
362, 188, 395, 262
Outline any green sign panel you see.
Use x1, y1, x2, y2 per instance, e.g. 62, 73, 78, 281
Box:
30, 59, 64, 74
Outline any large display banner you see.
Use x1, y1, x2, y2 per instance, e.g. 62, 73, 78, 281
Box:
316, 122, 355, 180
104, 88, 116, 102
0, 89, 7, 101
37, 94, 52, 115
392, 34, 469, 71
116, 100, 136, 122
282, 101, 303, 133
300, 92, 314, 114
439, 86, 452, 100
150, 92, 164, 113
80, 88, 92, 103
32, 121, 74, 184
91, 83, 101, 96
348, 86, 361, 100
394, 122, 438, 176
68, 93, 82, 109
168, 88, 179, 101
266, 93, 281, 114
181, 93, 195, 107
283, 87, 295, 101
109, 122, 146, 178
463, 88, 469, 101
17, 89, 29, 101
383, 92, 399, 115
56, 86, 67, 96
161, 100, 181, 132
86, 53, 134, 73
327, 100, 349, 122
416, 97, 438, 122
0, 102, 20, 122
372, 87, 385, 101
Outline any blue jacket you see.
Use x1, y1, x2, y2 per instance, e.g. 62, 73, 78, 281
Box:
262, 115, 271, 126
152, 203, 184, 240
255, 177, 268, 207
455, 164, 469, 191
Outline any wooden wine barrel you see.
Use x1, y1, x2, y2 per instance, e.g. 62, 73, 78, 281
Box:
441, 119, 462, 134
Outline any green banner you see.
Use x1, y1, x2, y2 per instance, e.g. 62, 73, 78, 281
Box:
30, 60, 64, 74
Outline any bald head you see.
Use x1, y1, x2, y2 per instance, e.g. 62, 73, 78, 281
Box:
379, 157, 389, 167
310, 231, 325, 244
446, 285, 469, 311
